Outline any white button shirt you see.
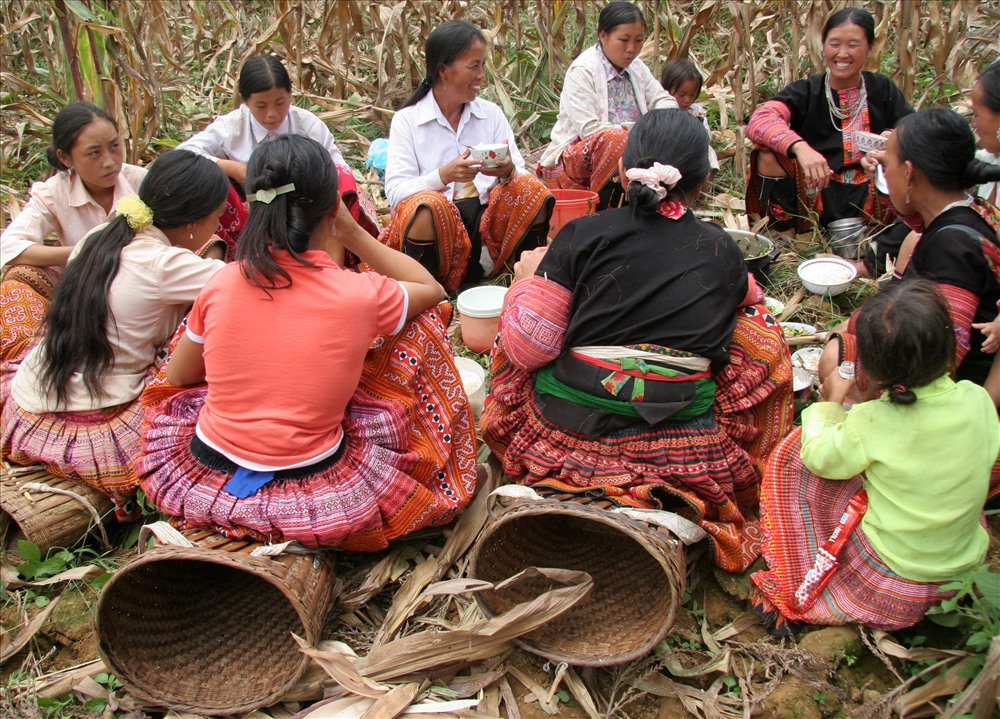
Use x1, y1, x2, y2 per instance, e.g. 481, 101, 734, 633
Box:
384, 92, 527, 209
177, 104, 346, 167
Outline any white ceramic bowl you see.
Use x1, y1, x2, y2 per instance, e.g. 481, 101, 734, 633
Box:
791, 347, 824, 384
470, 143, 508, 167
454, 356, 486, 419
792, 367, 814, 399
797, 257, 858, 296
780, 321, 818, 340
764, 296, 785, 317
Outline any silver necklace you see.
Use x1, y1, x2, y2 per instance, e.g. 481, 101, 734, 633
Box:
825, 71, 867, 132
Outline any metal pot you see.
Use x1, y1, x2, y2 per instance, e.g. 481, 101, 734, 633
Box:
826, 217, 866, 260
725, 229, 782, 285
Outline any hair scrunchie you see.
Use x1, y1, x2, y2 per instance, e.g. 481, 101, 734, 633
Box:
116, 194, 154, 231
624, 163, 683, 202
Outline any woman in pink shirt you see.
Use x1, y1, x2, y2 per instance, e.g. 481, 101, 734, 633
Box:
138, 135, 478, 550
2, 150, 228, 520
1, 102, 147, 361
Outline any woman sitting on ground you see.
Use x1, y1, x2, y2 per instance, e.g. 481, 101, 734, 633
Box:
752, 280, 998, 635
537, 1, 676, 207
482, 109, 794, 573
138, 135, 478, 550
381, 20, 553, 292
1, 150, 229, 520
178, 54, 380, 250
745, 7, 911, 236
1, 101, 146, 360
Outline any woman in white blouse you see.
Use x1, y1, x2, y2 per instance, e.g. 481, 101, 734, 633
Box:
2, 150, 228, 521
178, 54, 379, 247
537, 2, 676, 207
381, 20, 553, 291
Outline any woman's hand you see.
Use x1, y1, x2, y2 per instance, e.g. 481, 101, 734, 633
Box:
438, 150, 482, 186
860, 147, 886, 178
791, 142, 833, 191
217, 159, 247, 185
513, 246, 548, 284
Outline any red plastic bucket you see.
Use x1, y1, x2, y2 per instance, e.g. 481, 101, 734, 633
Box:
548, 189, 599, 239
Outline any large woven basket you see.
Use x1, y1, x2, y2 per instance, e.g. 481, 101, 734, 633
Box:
469, 500, 685, 666
95, 527, 335, 715
1, 467, 114, 555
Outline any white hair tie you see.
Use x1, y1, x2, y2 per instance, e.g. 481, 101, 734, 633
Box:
624, 163, 682, 201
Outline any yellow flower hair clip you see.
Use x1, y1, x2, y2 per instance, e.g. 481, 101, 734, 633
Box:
116, 194, 154, 231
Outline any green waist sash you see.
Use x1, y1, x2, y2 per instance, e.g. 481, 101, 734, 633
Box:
535, 360, 716, 421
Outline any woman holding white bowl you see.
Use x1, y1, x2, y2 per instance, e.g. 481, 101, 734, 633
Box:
381, 20, 553, 292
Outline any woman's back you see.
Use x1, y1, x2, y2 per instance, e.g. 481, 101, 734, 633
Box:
191, 250, 405, 468
539, 207, 746, 364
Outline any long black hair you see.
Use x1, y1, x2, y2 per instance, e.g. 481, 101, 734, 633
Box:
46, 101, 117, 171
856, 279, 955, 405
977, 61, 1000, 113
39, 150, 229, 406
622, 109, 710, 213
399, 20, 485, 110
237, 134, 338, 290
822, 7, 875, 46
894, 108, 1000, 191
598, 2, 647, 35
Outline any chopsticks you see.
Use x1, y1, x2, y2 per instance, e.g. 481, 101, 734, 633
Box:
785, 332, 828, 346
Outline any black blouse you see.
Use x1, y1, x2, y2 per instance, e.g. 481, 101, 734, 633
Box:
906, 205, 1000, 385
536, 207, 748, 368
774, 71, 913, 173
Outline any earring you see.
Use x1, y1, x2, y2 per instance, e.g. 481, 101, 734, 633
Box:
904, 187, 911, 205
189, 231, 194, 243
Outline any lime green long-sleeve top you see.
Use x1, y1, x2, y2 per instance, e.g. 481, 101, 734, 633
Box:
800, 375, 998, 583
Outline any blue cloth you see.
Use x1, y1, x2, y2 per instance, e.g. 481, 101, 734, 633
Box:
223, 467, 276, 498
366, 138, 389, 179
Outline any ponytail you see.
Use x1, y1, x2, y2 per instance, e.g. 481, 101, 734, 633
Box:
38, 150, 227, 405
238, 135, 338, 290
39, 217, 134, 405
964, 157, 1000, 187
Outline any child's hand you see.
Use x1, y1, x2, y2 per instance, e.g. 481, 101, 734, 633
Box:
972, 316, 1000, 354
819, 369, 855, 404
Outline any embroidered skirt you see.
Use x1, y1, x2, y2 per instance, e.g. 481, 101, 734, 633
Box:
482, 304, 794, 572
136, 307, 479, 551
1, 329, 145, 520
750, 428, 956, 631
378, 177, 553, 292
537, 128, 629, 196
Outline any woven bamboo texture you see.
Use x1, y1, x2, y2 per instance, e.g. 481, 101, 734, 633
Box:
95, 528, 335, 715
469, 500, 685, 666
0, 467, 114, 555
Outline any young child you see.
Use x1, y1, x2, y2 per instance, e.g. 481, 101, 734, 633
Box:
660, 58, 718, 172
178, 54, 379, 247
137, 135, 478, 550
752, 279, 998, 634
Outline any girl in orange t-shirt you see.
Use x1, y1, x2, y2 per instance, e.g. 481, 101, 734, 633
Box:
138, 135, 478, 551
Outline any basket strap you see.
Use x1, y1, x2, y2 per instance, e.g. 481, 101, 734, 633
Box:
21, 481, 111, 550
609, 507, 707, 545
138, 520, 194, 552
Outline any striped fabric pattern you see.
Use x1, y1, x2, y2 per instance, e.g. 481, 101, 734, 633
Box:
538, 127, 629, 194
137, 307, 478, 551
482, 304, 794, 572
751, 428, 956, 630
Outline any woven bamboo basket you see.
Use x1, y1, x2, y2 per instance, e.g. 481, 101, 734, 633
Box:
0, 466, 114, 556
469, 500, 685, 666
95, 527, 335, 715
